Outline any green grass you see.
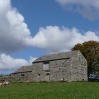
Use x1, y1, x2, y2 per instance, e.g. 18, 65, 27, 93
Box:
0, 82, 99, 99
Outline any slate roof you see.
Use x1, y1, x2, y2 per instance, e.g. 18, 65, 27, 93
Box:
13, 65, 33, 74
33, 50, 80, 63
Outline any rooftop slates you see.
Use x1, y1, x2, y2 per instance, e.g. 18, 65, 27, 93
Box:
33, 50, 80, 63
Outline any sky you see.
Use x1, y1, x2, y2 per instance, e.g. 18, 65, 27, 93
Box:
0, 0, 99, 74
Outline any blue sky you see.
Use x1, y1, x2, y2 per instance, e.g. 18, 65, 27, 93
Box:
0, 0, 99, 74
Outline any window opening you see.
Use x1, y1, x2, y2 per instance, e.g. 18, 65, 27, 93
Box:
38, 73, 40, 76
21, 74, 24, 77
43, 62, 49, 71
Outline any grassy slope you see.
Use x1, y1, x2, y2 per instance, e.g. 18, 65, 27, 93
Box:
0, 82, 99, 99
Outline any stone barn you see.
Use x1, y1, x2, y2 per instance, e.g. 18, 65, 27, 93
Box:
32, 50, 88, 82
4, 50, 88, 82
4, 65, 33, 82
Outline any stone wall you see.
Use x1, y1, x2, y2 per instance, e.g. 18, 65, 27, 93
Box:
32, 51, 88, 82
2, 51, 88, 82
70, 51, 87, 81
1, 71, 34, 82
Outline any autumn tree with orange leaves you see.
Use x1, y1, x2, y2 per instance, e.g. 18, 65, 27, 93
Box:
72, 40, 99, 76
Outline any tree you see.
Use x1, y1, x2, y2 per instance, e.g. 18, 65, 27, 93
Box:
72, 40, 99, 76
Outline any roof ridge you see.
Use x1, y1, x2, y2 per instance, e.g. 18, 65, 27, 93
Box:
33, 50, 80, 63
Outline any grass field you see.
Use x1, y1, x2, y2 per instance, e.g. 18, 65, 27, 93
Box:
0, 82, 99, 99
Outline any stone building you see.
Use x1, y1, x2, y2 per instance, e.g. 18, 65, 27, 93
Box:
2, 65, 33, 82
3, 50, 88, 82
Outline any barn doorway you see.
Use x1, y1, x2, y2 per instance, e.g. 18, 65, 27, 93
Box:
45, 75, 50, 82
43, 62, 50, 82
44, 73, 50, 82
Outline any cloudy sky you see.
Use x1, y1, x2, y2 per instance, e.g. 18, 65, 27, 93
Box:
0, 0, 99, 74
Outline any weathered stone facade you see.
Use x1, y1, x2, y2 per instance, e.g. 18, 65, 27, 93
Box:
32, 50, 88, 82
2, 65, 34, 82
3, 50, 88, 82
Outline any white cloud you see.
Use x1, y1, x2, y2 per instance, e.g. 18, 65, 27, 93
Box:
1, 0, 99, 54
0, 53, 36, 73
25, 26, 99, 52
29, 56, 37, 64
0, 0, 30, 54
55, 0, 99, 20
0, 0, 37, 74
